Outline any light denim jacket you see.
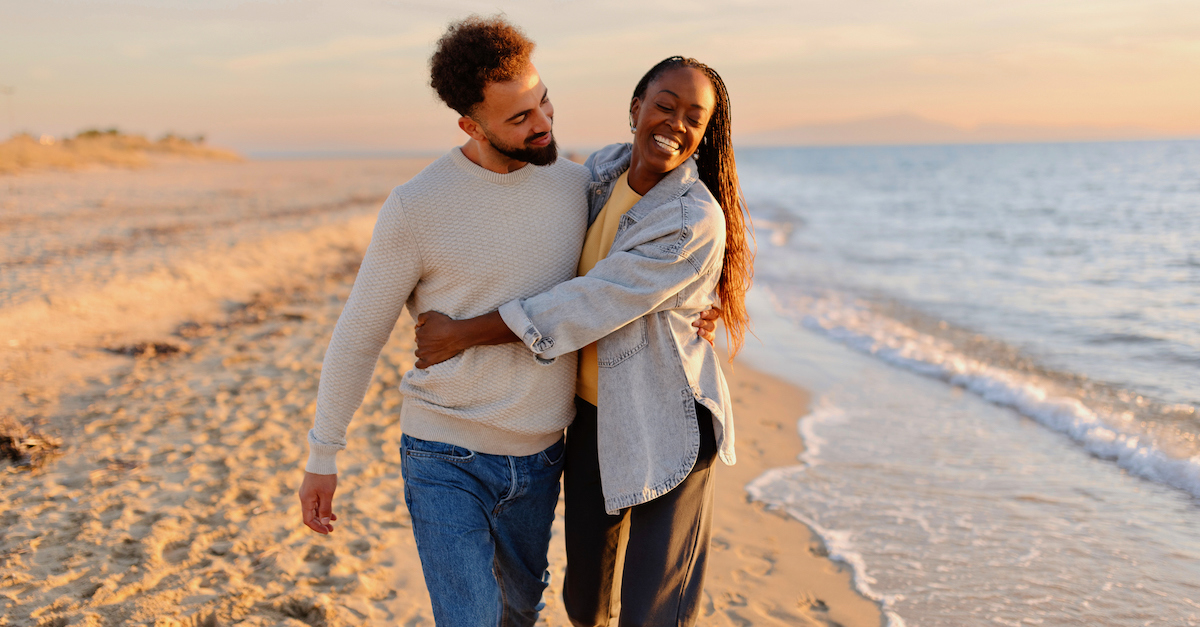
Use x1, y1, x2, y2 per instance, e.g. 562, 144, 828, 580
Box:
498, 143, 736, 514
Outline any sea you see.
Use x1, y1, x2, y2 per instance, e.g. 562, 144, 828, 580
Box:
734, 140, 1200, 626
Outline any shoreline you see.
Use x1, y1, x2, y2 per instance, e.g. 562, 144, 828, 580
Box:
704, 354, 885, 626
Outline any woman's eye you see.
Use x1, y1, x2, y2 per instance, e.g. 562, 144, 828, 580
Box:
656, 104, 672, 112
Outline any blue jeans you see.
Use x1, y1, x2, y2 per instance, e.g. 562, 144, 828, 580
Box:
400, 433, 565, 627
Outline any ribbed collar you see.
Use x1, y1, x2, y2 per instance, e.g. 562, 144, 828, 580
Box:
450, 146, 539, 186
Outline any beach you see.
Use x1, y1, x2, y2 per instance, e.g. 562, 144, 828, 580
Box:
0, 159, 883, 626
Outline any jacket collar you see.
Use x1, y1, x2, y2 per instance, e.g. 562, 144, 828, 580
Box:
594, 143, 700, 223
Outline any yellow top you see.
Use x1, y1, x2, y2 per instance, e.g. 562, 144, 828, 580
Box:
575, 171, 643, 406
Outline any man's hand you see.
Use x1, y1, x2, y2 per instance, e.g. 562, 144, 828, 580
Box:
299, 472, 338, 535
414, 310, 465, 369
693, 306, 722, 345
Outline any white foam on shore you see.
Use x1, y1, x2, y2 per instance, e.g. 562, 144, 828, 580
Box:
795, 397, 843, 467
768, 287, 1200, 500
747, 403, 908, 627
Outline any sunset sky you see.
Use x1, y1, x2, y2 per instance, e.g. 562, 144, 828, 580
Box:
2, 0, 1198, 152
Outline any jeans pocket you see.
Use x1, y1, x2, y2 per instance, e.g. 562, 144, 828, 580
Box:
402, 435, 476, 463
539, 437, 566, 467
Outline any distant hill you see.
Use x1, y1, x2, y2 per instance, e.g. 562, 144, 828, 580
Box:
0, 129, 242, 174
736, 113, 1178, 147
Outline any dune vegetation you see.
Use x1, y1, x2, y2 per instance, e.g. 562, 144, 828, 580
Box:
0, 128, 242, 174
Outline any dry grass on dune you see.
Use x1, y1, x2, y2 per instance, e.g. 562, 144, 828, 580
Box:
0, 129, 242, 174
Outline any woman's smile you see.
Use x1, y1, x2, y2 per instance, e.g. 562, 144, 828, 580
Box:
652, 134, 681, 154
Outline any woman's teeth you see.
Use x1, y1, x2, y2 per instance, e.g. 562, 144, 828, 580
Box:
653, 135, 680, 152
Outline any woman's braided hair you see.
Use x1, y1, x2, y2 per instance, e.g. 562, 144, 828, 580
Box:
632, 57, 755, 357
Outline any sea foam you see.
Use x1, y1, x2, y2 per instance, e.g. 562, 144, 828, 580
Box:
766, 286, 1200, 500
747, 399, 907, 627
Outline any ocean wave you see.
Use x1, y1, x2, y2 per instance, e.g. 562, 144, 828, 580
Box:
764, 286, 1200, 500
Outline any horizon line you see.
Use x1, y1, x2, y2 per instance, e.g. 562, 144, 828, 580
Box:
241, 136, 1200, 160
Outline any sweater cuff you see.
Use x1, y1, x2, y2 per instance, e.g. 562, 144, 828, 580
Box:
498, 299, 556, 365
305, 429, 343, 475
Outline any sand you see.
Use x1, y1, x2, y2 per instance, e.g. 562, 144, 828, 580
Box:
0, 132, 241, 175
0, 160, 882, 626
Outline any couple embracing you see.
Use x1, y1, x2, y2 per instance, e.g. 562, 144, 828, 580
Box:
298, 15, 753, 627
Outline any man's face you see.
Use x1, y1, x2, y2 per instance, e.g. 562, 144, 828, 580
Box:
472, 64, 557, 166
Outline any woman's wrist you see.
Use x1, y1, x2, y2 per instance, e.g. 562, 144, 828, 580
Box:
462, 311, 519, 347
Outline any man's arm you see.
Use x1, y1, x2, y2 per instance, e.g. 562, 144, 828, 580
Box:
299, 191, 422, 533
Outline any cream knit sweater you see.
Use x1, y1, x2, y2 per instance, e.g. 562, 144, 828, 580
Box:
306, 148, 589, 474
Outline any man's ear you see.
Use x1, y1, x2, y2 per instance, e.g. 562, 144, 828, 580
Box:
458, 116, 488, 143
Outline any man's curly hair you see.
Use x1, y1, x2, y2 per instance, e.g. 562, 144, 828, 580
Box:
430, 15, 536, 117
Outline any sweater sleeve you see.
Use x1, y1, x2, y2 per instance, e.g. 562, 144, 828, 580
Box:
306, 192, 422, 474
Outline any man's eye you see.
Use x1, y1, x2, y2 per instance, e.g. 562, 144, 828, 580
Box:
513, 115, 527, 124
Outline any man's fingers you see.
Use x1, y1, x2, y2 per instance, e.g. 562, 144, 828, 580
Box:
318, 492, 334, 530
301, 496, 327, 535
700, 308, 720, 320
301, 496, 317, 528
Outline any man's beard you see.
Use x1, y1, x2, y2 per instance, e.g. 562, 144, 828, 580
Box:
485, 129, 558, 166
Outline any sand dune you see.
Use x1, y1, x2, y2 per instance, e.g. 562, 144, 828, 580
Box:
0, 130, 241, 175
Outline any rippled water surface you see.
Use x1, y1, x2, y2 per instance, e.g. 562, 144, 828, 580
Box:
737, 140, 1200, 626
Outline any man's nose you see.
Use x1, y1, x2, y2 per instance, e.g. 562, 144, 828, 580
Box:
531, 105, 553, 133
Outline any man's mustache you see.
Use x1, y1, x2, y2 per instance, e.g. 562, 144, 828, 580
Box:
526, 131, 550, 145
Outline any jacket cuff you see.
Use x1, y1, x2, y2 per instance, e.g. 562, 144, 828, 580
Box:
498, 299, 556, 365
305, 429, 343, 475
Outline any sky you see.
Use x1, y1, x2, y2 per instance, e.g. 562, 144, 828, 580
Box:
1, 0, 1198, 152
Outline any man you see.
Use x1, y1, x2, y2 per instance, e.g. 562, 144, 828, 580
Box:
297, 15, 715, 626
298, 15, 581, 626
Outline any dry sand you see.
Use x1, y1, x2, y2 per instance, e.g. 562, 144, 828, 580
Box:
0, 160, 882, 626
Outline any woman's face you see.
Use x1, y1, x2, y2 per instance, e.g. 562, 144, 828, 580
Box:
629, 67, 715, 177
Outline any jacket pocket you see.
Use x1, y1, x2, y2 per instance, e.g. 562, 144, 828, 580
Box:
598, 316, 648, 368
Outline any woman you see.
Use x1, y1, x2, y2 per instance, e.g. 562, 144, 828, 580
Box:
414, 56, 752, 626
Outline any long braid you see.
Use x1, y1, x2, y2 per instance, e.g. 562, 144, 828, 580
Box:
632, 57, 755, 357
